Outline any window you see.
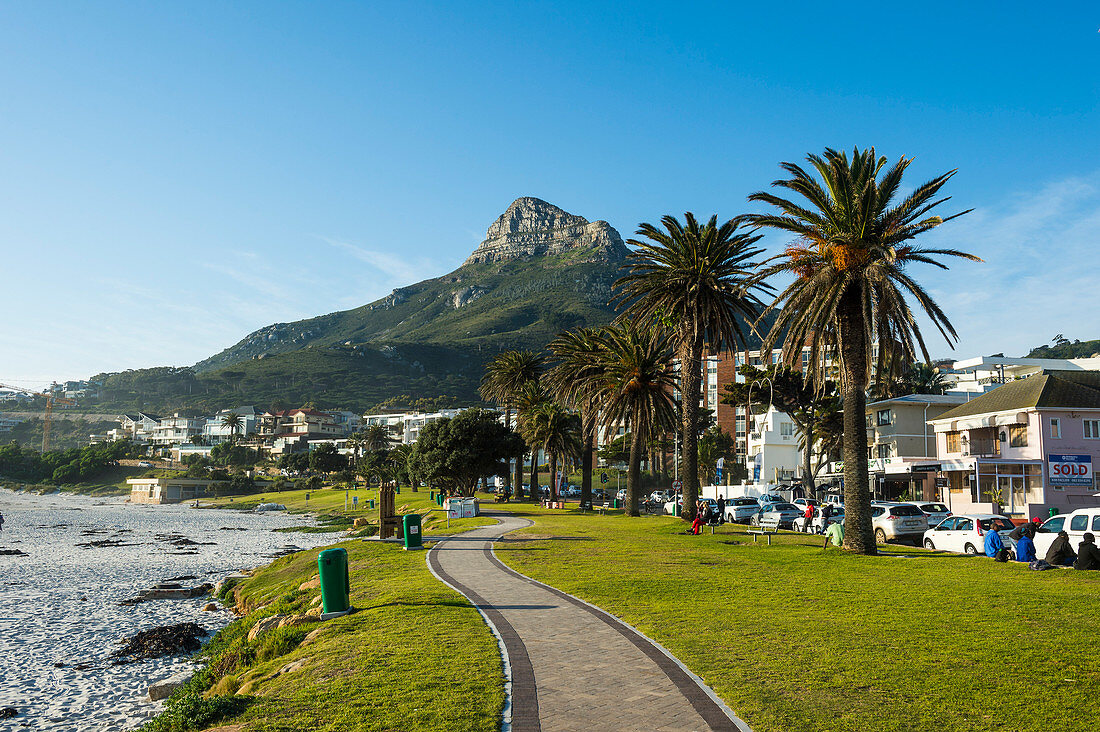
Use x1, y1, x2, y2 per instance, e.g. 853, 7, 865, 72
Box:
946, 432, 961, 453
1093, 515, 1100, 532
1086, 420, 1100, 439
957, 518, 974, 531
780, 422, 794, 438
865, 415, 872, 428
937, 517, 957, 531
1070, 515, 1089, 532
1039, 517, 1064, 533
876, 443, 892, 459
877, 409, 892, 426
1050, 418, 1061, 439
1009, 425, 1028, 448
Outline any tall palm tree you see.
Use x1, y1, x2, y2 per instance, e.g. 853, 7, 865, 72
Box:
613, 213, 767, 521
481, 350, 545, 498
361, 424, 390, 453
595, 323, 677, 517
547, 327, 605, 506
513, 381, 550, 498
220, 413, 243, 444
745, 146, 978, 554
519, 402, 581, 501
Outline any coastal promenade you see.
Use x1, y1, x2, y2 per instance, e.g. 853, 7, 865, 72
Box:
428, 512, 750, 732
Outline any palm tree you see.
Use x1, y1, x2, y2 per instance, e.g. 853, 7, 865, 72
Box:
220, 413, 242, 443
613, 213, 767, 521
481, 350, 545, 498
547, 327, 605, 506
513, 381, 550, 498
519, 402, 581, 501
595, 323, 677, 516
745, 146, 979, 554
361, 424, 390, 453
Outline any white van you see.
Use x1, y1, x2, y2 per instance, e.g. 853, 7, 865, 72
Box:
1033, 507, 1100, 558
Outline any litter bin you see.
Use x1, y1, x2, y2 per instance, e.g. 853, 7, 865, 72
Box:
612, 498, 620, 509
1049, 507, 1058, 518
402, 513, 423, 550
317, 548, 350, 615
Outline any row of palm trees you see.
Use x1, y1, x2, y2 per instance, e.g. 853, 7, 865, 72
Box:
485, 147, 978, 554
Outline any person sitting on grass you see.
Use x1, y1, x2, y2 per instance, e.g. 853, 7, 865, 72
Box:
1073, 533, 1100, 570
1015, 523, 1037, 563
984, 524, 1005, 559
823, 519, 844, 548
1045, 530, 1076, 567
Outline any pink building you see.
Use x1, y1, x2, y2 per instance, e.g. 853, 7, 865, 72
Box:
928, 370, 1100, 520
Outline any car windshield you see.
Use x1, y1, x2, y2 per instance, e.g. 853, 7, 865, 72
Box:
921, 504, 949, 513
773, 503, 798, 511
980, 518, 1015, 532
891, 505, 925, 516
734, 499, 758, 506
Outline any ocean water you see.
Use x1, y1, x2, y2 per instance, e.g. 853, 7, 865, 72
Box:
0, 489, 339, 731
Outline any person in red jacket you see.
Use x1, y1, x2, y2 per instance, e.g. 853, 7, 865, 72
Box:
802, 504, 815, 533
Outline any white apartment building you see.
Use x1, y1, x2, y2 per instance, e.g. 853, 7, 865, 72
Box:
946, 356, 1100, 394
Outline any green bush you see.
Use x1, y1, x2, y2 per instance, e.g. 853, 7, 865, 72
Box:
141, 690, 248, 732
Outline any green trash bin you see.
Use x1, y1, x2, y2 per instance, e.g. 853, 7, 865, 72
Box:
317, 548, 350, 616
672, 502, 681, 517
402, 513, 423, 550
430, 491, 436, 501
1049, 507, 1058, 518
612, 498, 620, 509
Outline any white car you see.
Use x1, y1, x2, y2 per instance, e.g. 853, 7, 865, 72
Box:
615, 489, 627, 502
794, 507, 844, 533
1033, 508, 1100, 558
922, 513, 1016, 555
649, 490, 671, 504
904, 501, 951, 528
792, 498, 819, 511
723, 497, 761, 523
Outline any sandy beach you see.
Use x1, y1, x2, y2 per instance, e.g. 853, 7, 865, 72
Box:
0, 488, 340, 731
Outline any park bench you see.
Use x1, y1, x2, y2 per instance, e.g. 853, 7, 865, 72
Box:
748, 515, 782, 545
582, 501, 614, 515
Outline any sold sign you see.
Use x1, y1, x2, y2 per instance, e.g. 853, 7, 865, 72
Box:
1048, 454, 1093, 486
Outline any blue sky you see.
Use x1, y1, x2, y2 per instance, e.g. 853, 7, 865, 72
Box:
1, 2, 1098, 388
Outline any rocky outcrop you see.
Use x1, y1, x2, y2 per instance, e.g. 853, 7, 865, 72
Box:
464, 197, 628, 266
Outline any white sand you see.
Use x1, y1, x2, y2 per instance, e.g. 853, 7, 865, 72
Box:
0, 488, 340, 730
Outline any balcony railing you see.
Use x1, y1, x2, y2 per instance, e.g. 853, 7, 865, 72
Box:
966, 437, 1000, 457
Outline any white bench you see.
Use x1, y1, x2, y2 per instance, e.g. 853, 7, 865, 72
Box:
748, 515, 782, 544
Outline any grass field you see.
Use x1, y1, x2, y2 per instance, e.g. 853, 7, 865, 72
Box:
146, 538, 503, 732
492, 505, 1100, 732
204, 485, 498, 536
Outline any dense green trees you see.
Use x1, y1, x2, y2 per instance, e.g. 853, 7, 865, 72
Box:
408, 408, 525, 497
0, 439, 137, 484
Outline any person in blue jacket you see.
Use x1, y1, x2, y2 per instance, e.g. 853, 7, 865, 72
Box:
984, 524, 1005, 558
1015, 523, 1037, 563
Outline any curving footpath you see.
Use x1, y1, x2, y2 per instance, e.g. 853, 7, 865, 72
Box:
427, 512, 752, 732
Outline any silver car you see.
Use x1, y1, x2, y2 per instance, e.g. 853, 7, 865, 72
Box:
904, 501, 951, 529
723, 497, 761, 523
871, 502, 929, 544
752, 502, 801, 529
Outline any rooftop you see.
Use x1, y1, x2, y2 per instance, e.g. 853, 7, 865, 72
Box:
931, 370, 1100, 421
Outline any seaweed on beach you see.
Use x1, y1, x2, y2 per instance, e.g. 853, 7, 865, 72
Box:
110, 622, 207, 663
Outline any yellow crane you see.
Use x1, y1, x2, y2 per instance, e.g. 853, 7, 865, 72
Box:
0, 382, 76, 451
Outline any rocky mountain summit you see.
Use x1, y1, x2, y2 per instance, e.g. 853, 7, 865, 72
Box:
464, 197, 628, 266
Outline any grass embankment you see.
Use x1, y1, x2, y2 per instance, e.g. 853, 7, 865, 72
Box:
147, 538, 504, 732
1, 464, 148, 496
493, 506, 1100, 732
205, 486, 497, 536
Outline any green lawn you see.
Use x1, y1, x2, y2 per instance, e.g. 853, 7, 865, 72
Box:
147, 538, 503, 732
204, 485, 497, 535
493, 506, 1100, 732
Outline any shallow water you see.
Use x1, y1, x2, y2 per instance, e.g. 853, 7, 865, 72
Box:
0, 489, 340, 731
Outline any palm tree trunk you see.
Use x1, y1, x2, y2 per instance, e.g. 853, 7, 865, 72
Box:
626, 426, 642, 517
549, 452, 558, 501
529, 450, 538, 501
838, 286, 875, 554
679, 335, 704, 521
580, 412, 594, 506
503, 408, 513, 494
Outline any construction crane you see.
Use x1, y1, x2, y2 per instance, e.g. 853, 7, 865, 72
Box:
0, 382, 77, 452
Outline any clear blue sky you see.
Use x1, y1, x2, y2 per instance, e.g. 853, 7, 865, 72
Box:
1, 1, 1098, 389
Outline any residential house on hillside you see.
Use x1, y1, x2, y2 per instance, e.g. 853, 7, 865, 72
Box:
928, 370, 1100, 520
202, 406, 262, 444
259, 408, 342, 454
0, 416, 22, 433
323, 410, 361, 436
862, 393, 970, 500
0, 389, 32, 403
108, 413, 161, 445
150, 414, 204, 449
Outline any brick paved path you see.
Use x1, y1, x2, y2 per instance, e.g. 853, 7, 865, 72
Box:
427, 512, 751, 732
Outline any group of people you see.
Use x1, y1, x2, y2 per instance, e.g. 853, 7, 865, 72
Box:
984, 517, 1100, 570
800, 503, 838, 534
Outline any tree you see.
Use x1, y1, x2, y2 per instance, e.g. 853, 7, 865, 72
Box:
745, 146, 978, 554
360, 424, 390, 453
594, 323, 677, 516
722, 365, 841, 495
480, 350, 545, 498
547, 327, 605, 506
278, 452, 310, 473
309, 443, 349, 474
220, 413, 243, 443
697, 425, 739, 486
518, 402, 581, 501
408, 408, 525, 496
513, 380, 550, 498
613, 213, 767, 521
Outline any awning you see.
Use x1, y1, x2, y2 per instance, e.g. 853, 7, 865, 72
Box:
932, 412, 1028, 432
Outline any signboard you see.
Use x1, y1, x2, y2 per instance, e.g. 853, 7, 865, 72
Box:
716, 457, 724, 484
1049, 454, 1093, 487
672, 480, 682, 491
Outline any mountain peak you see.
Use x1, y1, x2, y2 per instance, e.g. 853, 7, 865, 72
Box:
465, 197, 628, 266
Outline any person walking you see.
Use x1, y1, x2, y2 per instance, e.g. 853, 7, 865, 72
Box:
1045, 530, 1076, 567
1073, 533, 1100, 570
802, 504, 814, 533
716, 495, 725, 525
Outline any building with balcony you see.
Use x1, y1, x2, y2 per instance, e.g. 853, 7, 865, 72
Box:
108, 413, 162, 445
150, 414, 205, 448
928, 370, 1100, 520
202, 406, 262, 444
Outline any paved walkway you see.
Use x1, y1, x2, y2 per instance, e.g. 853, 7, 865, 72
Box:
427, 512, 751, 732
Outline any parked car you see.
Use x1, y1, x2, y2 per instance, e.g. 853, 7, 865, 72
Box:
758, 493, 784, 505
649, 490, 671, 504
793, 506, 844, 533
922, 514, 1016, 555
138, 461, 154, 468
752, 502, 801, 529
723, 497, 761, 523
616, 488, 627, 502
793, 498, 819, 511
823, 493, 844, 508
565, 485, 582, 498
904, 501, 952, 528
871, 502, 929, 544
592, 488, 608, 502
1033, 508, 1100, 558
